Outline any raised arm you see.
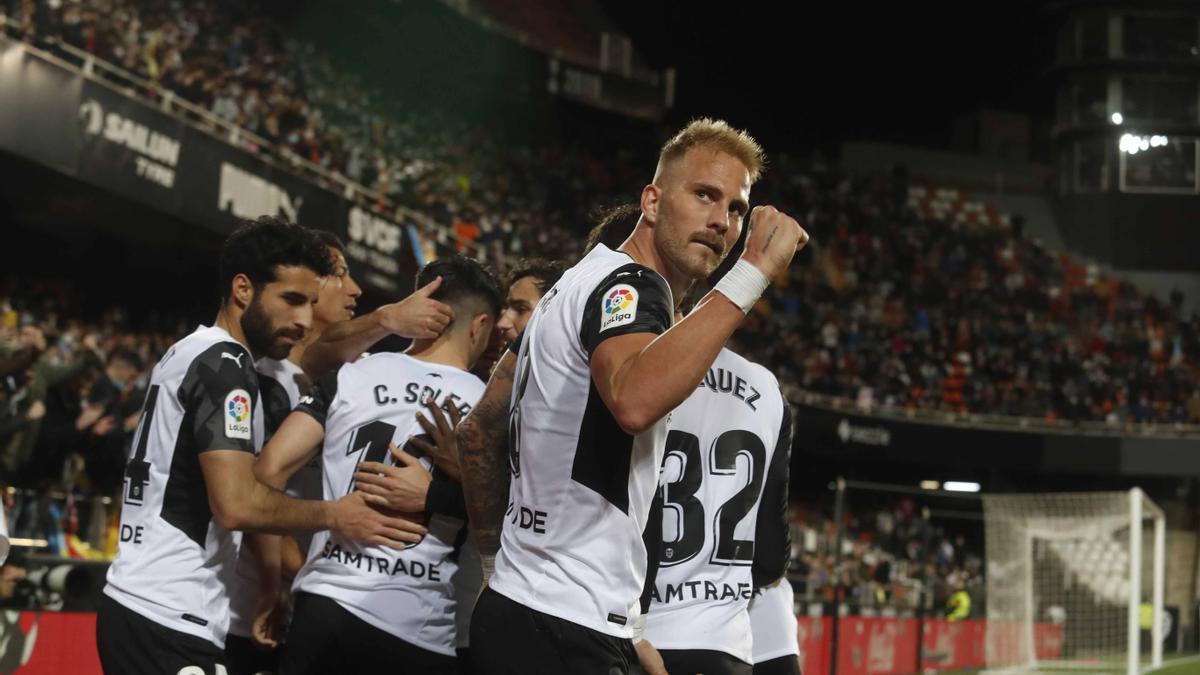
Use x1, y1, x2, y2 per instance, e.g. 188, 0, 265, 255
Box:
596, 206, 806, 433
300, 277, 455, 379
456, 351, 516, 556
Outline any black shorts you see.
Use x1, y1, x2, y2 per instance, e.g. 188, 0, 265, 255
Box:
469, 586, 636, 675
753, 654, 802, 675
96, 594, 227, 675
225, 632, 280, 675
280, 592, 457, 675
659, 649, 752, 675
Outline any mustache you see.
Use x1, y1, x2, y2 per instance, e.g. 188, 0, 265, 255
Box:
690, 233, 725, 256
276, 326, 305, 341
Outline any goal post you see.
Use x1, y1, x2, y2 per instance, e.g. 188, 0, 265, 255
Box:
981, 489, 1166, 674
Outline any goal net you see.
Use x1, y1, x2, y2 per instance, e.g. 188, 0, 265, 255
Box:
982, 489, 1165, 674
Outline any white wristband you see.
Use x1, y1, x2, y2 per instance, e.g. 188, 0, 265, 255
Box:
713, 259, 770, 313
481, 553, 496, 583
631, 613, 647, 644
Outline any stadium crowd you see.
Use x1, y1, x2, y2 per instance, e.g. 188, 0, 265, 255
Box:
739, 166, 1200, 426
789, 499, 984, 618
9, 0, 1199, 427
0, 277, 181, 556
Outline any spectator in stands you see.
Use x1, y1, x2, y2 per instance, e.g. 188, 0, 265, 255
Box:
83, 348, 145, 493
8, 0, 1200, 429
0, 326, 46, 378
0, 330, 103, 482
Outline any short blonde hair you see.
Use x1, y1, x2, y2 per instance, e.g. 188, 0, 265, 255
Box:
657, 118, 766, 183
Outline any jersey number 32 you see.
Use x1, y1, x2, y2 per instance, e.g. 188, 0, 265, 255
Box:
659, 428, 765, 567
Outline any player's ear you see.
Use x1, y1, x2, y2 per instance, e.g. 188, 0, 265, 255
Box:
470, 313, 492, 345
231, 273, 254, 310
640, 184, 660, 225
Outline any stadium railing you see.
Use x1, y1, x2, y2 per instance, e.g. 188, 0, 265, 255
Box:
790, 388, 1200, 439
438, 0, 662, 83
0, 18, 480, 258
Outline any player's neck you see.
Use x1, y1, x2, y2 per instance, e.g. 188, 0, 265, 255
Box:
213, 308, 256, 358
406, 333, 470, 371
620, 229, 691, 305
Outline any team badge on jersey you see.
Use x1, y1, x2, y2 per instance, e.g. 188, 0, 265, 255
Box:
600, 284, 638, 332
225, 389, 252, 440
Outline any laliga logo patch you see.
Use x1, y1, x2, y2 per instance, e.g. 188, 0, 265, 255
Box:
600, 284, 638, 332
225, 389, 252, 440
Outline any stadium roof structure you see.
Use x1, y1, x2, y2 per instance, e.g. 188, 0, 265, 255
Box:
441, 0, 656, 79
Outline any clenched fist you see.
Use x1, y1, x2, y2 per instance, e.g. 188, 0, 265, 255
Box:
739, 205, 808, 280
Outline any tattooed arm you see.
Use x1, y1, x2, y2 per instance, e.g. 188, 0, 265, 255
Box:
457, 350, 516, 556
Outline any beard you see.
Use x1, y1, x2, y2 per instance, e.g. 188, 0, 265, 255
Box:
653, 206, 729, 282
660, 231, 726, 282
241, 295, 303, 360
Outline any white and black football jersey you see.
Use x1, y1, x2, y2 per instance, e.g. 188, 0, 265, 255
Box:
256, 356, 323, 503
227, 356, 319, 639
749, 579, 800, 664
256, 357, 306, 432
290, 353, 484, 655
643, 348, 792, 663
104, 325, 263, 648
490, 244, 674, 639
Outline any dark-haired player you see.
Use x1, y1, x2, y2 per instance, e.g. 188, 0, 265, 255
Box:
250, 256, 502, 674
584, 203, 644, 254
495, 259, 567, 347
96, 217, 427, 675
225, 230, 363, 675
458, 119, 808, 674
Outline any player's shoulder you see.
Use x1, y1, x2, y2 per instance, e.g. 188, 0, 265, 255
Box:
194, 340, 254, 375
413, 357, 485, 391
175, 327, 255, 381
334, 350, 406, 382
169, 329, 258, 413
572, 245, 669, 295
450, 368, 486, 396
720, 348, 780, 391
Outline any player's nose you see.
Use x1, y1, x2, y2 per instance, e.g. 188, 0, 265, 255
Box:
708, 203, 731, 237
295, 306, 314, 332
346, 275, 363, 300
497, 308, 515, 332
